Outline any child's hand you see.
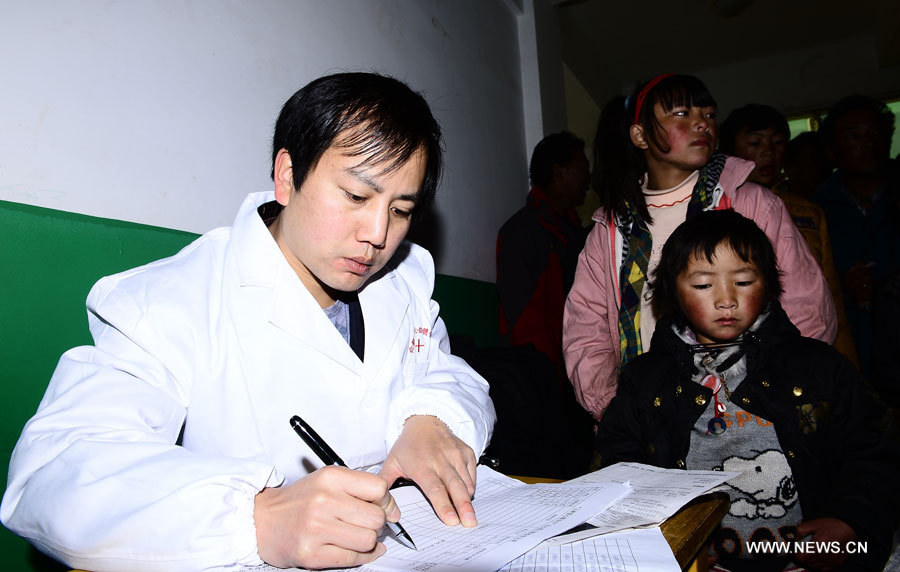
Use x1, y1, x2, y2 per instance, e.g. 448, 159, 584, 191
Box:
792, 517, 857, 571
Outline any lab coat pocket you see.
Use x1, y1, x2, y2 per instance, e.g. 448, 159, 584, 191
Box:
405, 325, 433, 366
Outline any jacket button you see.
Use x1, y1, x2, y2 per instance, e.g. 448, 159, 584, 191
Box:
761, 380, 770, 388
695, 394, 707, 406
653, 397, 662, 407
787, 450, 796, 459
675, 385, 683, 395
741, 397, 750, 405
793, 386, 803, 397
676, 459, 685, 469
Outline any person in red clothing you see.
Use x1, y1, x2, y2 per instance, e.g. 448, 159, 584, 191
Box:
497, 131, 591, 375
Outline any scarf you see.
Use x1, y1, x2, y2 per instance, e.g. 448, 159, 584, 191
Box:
616, 152, 729, 369
673, 304, 771, 389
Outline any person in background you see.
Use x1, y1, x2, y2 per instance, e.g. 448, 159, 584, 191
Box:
719, 104, 858, 368
596, 209, 899, 571
781, 131, 834, 200
0, 72, 496, 571
497, 131, 591, 376
813, 95, 899, 380
563, 75, 835, 421
493, 131, 594, 478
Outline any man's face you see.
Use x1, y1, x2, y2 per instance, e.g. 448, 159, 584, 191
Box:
558, 151, 591, 208
270, 143, 425, 308
831, 109, 891, 176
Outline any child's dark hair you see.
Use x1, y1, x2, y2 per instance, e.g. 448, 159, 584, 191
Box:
594, 75, 716, 224
651, 210, 783, 323
718, 104, 789, 155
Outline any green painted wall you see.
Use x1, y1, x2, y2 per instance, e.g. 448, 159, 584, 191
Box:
0, 199, 496, 569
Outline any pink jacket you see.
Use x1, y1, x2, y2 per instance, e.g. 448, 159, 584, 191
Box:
563, 156, 837, 420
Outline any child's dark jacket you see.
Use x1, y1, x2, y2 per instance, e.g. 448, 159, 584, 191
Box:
596, 303, 899, 570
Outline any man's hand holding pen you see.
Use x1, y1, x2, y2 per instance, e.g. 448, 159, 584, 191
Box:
253, 465, 399, 569
253, 413, 477, 569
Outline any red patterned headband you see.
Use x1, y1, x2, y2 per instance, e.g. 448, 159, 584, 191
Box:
633, 73, 675, 125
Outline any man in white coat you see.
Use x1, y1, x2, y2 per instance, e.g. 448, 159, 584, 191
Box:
1, 73, 496, 571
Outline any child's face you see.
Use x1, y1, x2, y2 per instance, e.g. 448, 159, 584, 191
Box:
676, 243, 766, 345
646, 102, 718, 172
733, 127, 787, 188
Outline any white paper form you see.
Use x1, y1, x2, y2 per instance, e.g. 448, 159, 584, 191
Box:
499, 527, 680, 572
243, 467, 631, 572
369, 466, 631, 572
546, 462, 738, 545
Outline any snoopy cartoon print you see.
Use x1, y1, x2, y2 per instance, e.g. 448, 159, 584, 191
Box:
718, 450, 798, 519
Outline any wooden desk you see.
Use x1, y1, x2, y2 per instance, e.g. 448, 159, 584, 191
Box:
511, 476, 729, 571
660, 492, 729, 571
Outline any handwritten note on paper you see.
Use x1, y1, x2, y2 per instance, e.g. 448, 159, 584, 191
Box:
499, 527, 680, 572
546, 462, 738, 545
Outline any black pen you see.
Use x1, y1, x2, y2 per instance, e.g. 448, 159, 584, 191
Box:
289, 415, 417, 550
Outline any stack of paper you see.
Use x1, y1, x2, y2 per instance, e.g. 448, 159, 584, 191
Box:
499, 527, 679, 572
241, 462, 739, 572
549, 462, 739, 544
242, 466, 629, 572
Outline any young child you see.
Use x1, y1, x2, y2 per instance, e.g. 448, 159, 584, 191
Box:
563, 75, 836, 421
596, 209, 899, 571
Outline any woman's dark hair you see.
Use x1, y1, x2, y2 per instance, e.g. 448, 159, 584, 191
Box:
529, 131, 585, 188
718, 104, 790, 155
595, 75, 716, 224
651, 209, 783, 324
271, 72, 443, 211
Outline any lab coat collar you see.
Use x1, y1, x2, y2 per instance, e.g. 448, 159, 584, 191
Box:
229, 192, 409, 377
359, 245, 411, 378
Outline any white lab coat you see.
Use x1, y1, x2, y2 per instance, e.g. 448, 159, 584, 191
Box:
1, 192, 496, 571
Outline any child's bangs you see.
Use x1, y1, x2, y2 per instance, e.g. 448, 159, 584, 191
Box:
691, 237, 754, 267
652, 76, 717, 112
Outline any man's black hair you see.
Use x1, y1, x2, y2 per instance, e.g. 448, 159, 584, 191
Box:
718, 104, 789, 155
529, 131, 585, 188
819, 94, 895, 147
271, 72, 443, 211
651, 210, 783, 324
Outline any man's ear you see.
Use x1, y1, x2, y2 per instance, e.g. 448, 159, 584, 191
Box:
630, 124, 649, 150
273, 149, 295, 206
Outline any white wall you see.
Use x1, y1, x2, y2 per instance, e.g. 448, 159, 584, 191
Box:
517, 0, 568, 162
0, 0, 528, 282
